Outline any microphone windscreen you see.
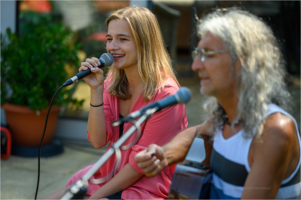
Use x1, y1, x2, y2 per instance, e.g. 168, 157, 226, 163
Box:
100, 53, 114, 66
177, 87, 192, 104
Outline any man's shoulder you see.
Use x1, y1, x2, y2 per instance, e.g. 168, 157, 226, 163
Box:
248, 112, 300, 187
262, 112, 297, 142
252, 112, 298, 157
196, 120, 212, 137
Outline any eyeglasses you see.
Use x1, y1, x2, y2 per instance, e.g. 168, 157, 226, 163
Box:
192, 48, 228, 62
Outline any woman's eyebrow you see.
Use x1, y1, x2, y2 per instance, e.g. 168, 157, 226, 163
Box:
117, 34, 130, 38
106, 33, 131, 38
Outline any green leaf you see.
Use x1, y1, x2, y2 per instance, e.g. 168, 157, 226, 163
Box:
1, 14, 83, 111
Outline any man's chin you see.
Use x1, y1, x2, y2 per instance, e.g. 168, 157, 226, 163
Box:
200, 87, 208, 95
200, 87, 214, 97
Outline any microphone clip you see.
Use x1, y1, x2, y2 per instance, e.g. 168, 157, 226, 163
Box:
111, 107, 158, 127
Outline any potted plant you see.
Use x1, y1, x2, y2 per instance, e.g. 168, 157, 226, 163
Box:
1, 5, 83, 147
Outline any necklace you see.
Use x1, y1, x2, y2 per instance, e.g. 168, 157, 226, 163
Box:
223, 115, 244, 126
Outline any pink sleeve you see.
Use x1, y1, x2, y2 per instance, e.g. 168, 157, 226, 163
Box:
128, 86, 188, 174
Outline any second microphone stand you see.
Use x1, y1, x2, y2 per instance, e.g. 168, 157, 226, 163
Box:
60, 108, 157, 200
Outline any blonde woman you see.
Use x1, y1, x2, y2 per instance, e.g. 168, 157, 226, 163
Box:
43, 6, 187, 200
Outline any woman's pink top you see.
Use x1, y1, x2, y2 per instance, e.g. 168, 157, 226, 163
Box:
66, 77, 188, 199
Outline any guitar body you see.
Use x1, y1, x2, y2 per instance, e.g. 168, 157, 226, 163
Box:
168, 138, 210, 199
168, 163, 209, 199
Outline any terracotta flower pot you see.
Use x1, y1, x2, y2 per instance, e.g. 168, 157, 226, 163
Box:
2, 103, 61, 147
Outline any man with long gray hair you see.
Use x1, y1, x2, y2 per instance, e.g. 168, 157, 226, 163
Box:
135, 7, 300, 199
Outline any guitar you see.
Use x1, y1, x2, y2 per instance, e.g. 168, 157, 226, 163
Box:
168, 138, 211, 199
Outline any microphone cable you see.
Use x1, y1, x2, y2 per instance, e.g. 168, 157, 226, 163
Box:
34, 53, 113, 199
34, 85, 64, 200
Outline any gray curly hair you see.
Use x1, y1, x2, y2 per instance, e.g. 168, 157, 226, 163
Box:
198, 8, 291, 138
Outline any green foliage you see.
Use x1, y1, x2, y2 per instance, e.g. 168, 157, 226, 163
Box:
1, 11, 84, 111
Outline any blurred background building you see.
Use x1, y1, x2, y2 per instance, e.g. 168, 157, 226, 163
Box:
1, 0, 300, 146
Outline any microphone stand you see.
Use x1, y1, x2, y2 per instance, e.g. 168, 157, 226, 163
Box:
60, 108, 157, 200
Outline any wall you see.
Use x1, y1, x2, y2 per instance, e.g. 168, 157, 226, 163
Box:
1, 0, 16, 125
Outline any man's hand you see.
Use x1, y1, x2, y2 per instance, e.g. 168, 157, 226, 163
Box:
134, 144, 168, 177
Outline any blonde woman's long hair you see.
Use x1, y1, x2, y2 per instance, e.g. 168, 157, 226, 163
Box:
105, 6, 179, 101
198, 8, 291, 138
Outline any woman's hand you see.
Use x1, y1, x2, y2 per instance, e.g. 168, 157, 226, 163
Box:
80, 57, 105, 89
134, 144, 168, 177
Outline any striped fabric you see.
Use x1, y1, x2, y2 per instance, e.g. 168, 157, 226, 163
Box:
209, 104, 301, 199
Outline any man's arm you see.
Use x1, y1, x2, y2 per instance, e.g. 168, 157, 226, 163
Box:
135, 120, 212, 177
242, 113, 299, 199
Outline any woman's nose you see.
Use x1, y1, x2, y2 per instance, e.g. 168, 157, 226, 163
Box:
107, 39, 119, 51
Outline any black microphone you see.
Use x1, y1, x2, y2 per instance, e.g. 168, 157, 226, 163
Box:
63, 53, 114, 87
112, 87, 192, 126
